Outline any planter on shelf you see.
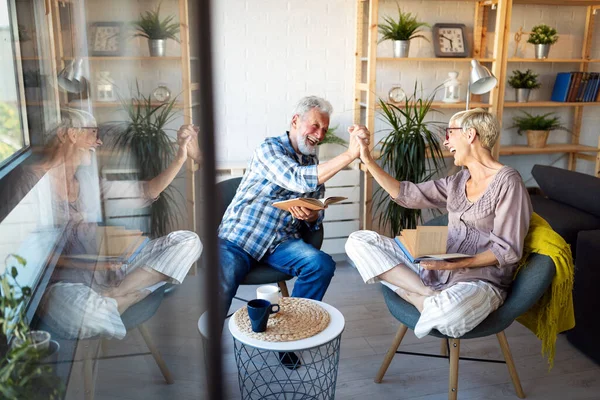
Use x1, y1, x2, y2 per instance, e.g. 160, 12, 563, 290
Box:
527, 24, 558, 60
149, 39, 166, 57
525, 130, 549, 148
516, 88, 531, 103
377, 6, 428, 59
134, 5, 180, 58
534, 44, 551, 60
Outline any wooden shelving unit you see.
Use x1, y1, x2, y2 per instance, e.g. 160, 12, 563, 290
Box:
354, 0, 600, 230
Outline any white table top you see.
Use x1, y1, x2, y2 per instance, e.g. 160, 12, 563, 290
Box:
227, 299, 345, 352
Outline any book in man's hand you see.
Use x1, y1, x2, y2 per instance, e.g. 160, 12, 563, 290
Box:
272, 196, 347, 211
394, 225, 472, 263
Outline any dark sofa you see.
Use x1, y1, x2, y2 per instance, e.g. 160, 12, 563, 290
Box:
529, 164, 600, 364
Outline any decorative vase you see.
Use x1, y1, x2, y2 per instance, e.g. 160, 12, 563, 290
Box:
526, 130, 549, 148
393, 40, 410, 58
149, 39, 166, 57
534, 44, 551, 59
516, 88, 531, 103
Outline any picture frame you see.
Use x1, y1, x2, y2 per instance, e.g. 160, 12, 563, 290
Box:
89, 22, 124, 56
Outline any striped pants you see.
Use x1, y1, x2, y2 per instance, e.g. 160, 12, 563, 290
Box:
40, 230, 202, 340
345, 230, 503, 338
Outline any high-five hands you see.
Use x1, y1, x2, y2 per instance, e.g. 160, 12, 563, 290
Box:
347, 124, 372, 163
177, 124, 202, 163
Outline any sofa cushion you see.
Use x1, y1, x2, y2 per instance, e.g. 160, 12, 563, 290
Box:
530, 195, 600, 258
532, 164, 600, 218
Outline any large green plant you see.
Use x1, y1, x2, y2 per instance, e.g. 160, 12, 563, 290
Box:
510, 111, 569, 135
0, 255, 63, 399
134, 3, 180, 42
508, 69, 541, 89
109, 85, 183, 237
374, 85, 445, 236
378, 6, 430, 42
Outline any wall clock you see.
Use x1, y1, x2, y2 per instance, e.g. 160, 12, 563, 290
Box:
432, 23, 469, 58
90, 22, 123, 56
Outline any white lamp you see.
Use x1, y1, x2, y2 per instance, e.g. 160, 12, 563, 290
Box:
466, 59, 497, 110
57, 58, 88, 93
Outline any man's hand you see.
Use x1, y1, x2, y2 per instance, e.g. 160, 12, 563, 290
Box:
177, 124, 201, 163
347, 124, 371, 161
289, 206, 319, 223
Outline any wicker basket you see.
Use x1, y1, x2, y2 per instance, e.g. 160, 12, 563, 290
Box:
526, 130, 549, 148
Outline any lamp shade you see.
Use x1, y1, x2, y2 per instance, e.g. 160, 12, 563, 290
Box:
57, 58, 88, 93
469, 59, 497, 95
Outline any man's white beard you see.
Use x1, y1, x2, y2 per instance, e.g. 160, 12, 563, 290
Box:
298, 137, 317, 156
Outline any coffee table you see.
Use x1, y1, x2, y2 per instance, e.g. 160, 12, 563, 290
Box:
228, 299, 345, 399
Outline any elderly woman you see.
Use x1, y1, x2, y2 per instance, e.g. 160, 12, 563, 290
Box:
346, 108, 532, 338
38, 109, 202, 340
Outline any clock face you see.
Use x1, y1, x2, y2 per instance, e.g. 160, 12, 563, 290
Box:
433, 24, 468, 58
153, 85, 171, 103
388, 86, 406, 103
92, 24, 122, 55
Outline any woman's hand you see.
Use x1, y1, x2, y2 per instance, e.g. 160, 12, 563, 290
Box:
177, 124, 201, 162
419, 260, 462, 270
348, 125, 373, 164
289, 206, 319, 222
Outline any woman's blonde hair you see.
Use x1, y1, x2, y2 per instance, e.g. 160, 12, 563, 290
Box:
449, 108, 499, 150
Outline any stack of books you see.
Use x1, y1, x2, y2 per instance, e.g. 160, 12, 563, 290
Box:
551, 72, 600, 103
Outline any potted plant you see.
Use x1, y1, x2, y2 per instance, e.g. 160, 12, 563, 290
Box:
508, 69, 541, 103
107, 84, 183, 237
510, 111, 569, 148
134, 3, 180, 57
527, 24, 558, 59
0, 255, 63, 399
374, 84, 446, 235
317, 126, 347, 160
378, 6, 429, 58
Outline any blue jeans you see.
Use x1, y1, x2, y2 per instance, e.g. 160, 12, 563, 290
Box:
218, 238, 336, 316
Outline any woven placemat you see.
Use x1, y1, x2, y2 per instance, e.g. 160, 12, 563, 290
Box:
233, 297, 330, 342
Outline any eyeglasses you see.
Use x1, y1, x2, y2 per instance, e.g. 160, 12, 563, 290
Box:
444, 127, 462, 141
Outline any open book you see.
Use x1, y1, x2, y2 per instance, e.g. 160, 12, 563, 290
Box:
65, 226, 150, 264
394, 225, 472, 263
272, 196, 347, 211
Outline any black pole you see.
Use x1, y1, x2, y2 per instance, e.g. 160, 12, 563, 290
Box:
195, 1, 224, 399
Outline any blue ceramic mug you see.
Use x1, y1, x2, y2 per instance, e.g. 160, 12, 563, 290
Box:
247, 299, 280, 333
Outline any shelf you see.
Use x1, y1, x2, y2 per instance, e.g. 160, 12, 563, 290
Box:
374, 57, 495, 63
62, 56, 181, 61
504, 101, 600, 107
499, 144, 600, 155
366, 101, 490, 109
507, 58, 599, 63
514, 0, 600, 5
73, 101, 187, 109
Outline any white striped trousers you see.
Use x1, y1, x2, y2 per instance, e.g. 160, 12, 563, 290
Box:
345, 230, 503, 338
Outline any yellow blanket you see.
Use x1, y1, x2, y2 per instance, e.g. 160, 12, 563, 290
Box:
515, 212, 575, 369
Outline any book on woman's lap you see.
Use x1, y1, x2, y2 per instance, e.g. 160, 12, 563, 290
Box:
395, 225, 472, 263
65, 226, 150, 264
272, 196, 347, 211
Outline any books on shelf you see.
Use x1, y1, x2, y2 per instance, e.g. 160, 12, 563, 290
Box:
272, 196, 347, 211
394, 225, 472, 263
551, 72, 600, 103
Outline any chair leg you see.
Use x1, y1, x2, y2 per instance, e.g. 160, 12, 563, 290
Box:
374, 323, 408, 383
440, 338, 448, 356
496, 331, 526, 398
448, 339, 460, 400
138, 323, 175, 384
83, 339, 101, 400
278, 281, 290, 297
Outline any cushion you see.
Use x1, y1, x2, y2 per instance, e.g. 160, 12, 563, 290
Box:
532, 165, 600, 218
530, 195, 600, 257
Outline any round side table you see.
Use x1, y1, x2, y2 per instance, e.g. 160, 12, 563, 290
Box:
228, 300, 345, 400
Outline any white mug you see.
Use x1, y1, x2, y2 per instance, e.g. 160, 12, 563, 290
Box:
256, 285, 280, 305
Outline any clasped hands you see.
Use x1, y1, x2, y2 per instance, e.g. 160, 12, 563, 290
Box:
347, 124, 373, 163
176, 124, 202, 163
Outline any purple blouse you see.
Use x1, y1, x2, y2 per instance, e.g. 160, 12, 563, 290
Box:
393, 166, 532, 292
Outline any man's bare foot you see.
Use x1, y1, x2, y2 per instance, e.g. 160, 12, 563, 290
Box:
113, 289, 152, 315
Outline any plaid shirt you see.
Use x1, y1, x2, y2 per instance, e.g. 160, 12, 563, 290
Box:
218, 132, 325, 260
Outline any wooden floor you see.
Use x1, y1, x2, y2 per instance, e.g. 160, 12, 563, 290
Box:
76, 259, 600, 400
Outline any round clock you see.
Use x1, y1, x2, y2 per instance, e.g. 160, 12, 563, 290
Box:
433, 23, 469, 58
152, 85, 171, 103
388, 86, 406, 103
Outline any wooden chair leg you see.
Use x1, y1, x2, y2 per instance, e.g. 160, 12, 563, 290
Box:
497, 331, 526, 398
440, 338, 448, 356
448, 339, 460, 400
374, 323, 408, 383
278, 281, 290, 297
138, 323, 175, 384
83, 339, 101, 400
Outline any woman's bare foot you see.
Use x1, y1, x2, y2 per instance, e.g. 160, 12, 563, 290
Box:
394, 287, 440, 313
112, 289, 152, 315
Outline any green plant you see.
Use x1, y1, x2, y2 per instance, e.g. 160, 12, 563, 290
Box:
108, 83, 183, 237
134, 3, 180, 42
527, 24, 558, 45
374, 84, 446, 236
318, 126, 347, 147
378, 6, 430, 42
508, 69, 541, 89
0, 255, 63, 399
510, 111, 569, 135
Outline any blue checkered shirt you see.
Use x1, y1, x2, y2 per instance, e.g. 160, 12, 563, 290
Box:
218, 132, 325, 260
